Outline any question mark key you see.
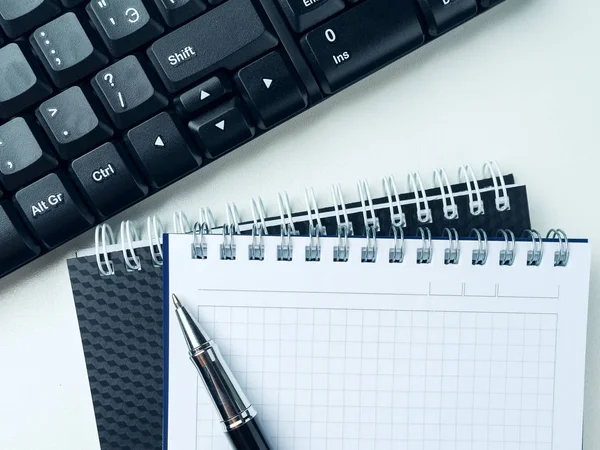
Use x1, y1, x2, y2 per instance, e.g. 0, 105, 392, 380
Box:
91, 55, 168, 130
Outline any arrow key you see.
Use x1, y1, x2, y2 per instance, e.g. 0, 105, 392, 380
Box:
125, 112, 202, 189
37, 87, 113, 160
188, 99, 255, 159
235, 52, 307, 130
175, 75, 232, 118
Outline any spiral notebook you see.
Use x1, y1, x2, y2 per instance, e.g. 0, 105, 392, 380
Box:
68, 164, 531, 449
164, 231, 591, 450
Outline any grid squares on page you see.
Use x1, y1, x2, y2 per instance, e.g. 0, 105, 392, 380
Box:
195, 307, 558, 450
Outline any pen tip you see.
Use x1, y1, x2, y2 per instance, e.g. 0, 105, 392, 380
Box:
172, 294, 182, 308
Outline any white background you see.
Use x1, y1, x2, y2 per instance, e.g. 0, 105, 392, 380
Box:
0, 0, 599, 448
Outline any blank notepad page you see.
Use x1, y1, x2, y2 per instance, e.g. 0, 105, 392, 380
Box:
164, 234, 590, 450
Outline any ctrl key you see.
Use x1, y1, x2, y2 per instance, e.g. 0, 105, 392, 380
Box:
14, 173, 95, 249
0, 202, 41, 278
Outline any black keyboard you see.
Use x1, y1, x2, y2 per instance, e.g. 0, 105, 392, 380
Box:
0, 0, 507, 279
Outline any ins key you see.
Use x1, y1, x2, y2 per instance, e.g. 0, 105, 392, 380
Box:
70, 143, 148, 219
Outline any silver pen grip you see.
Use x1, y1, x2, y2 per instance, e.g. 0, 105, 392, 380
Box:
191, 342, 257, 432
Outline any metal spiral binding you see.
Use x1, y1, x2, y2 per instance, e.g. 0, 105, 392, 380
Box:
305, 187, 326, 236
389, 225, 404, 263
522, 229, 543, 266
226, 203, 241, 234
191, 222, 210, 259
470, 228, 488, 265
358, 180, 380, 232
361, 225, 377, 263
416, 227, 432, 264
220, 204, 240, 260
382, 175, 406, 228
147, 216, 164, 267
443, 227, 460, 265
496, 229, 516, 266
434, 169, 459, 220
173, 211, 192, 233
483, 161, 511, 212
459, 164, 484, 216
248, 223, 265, 261
331, 183, 354, 236
251, 197, 268, 235
305, 224, 322, 262
220, 225, 236, 260
408, 173, 432, 223
334, 224, 350, 262
95, 223, 116, 276
120, 220, 141, 272
278, 192, 299, 236
547, 229, 569, 267
277, 224, 293, 261
199, 207, 216, 230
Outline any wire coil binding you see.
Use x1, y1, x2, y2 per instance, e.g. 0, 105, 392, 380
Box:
120, 220, 141, 272
416, 227, 432, 264
547, 229, 569, 267
470, 228, 488, 265
334, 224, 350, 262
444, 228, 460, 264
497, 229, 516, 266
248, 223, 265, 261
277, 224, 293, 261
89, 164, 574, 274
305, 224, 322, 262
459, 164, 484, 216
389, 225, 405, 263
435, 169, 459, 220
191, 222, 210, 259
95, 224, 116, 277
522, 229, 543, 266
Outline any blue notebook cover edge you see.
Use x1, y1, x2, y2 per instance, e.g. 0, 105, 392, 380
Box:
162, 234, 170, 450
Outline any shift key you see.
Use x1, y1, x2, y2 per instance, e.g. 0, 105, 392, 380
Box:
300, 0, 425, 94
148, 0, 278, 93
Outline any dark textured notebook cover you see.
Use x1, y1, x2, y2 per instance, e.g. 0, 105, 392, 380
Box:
68, 248, 163, 450
68, 176, 531, 450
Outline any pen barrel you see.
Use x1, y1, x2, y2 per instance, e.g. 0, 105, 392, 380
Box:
191, 342, 256, 432
227, 417, 272, 450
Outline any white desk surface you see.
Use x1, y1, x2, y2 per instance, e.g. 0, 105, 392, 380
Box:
1, 1, 599, 448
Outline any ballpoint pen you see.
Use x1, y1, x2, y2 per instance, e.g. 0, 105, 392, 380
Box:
172, 294, 272, 450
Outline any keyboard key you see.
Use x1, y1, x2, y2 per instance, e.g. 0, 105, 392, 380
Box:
153, 0, 206, 28
417, 0, 477, 36
0, 117, 58, 191
300, 0, 425, 94
148, 0, 278, 93
235, 51, 307, 129
188, 99, 255, 159
30, 13, 108, 88
0, 202, 41, 278
14, 172, 95, 249
125, 112, 201, 188
92, 55, 168, 130
277, 0, 344, 33
37, 87, 113, 160
87, 0, 164, 57
0, 43, 52, 119
174, 75, 232, 117
70, 142, 148, 218
0, 0, 60, 39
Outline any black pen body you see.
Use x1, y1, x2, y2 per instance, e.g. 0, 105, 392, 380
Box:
227, 417, 272, 450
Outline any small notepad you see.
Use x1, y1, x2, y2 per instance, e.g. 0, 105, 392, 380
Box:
164, 233, 590, 450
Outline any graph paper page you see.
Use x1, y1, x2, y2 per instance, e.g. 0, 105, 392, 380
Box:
164, 234, 590, 450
